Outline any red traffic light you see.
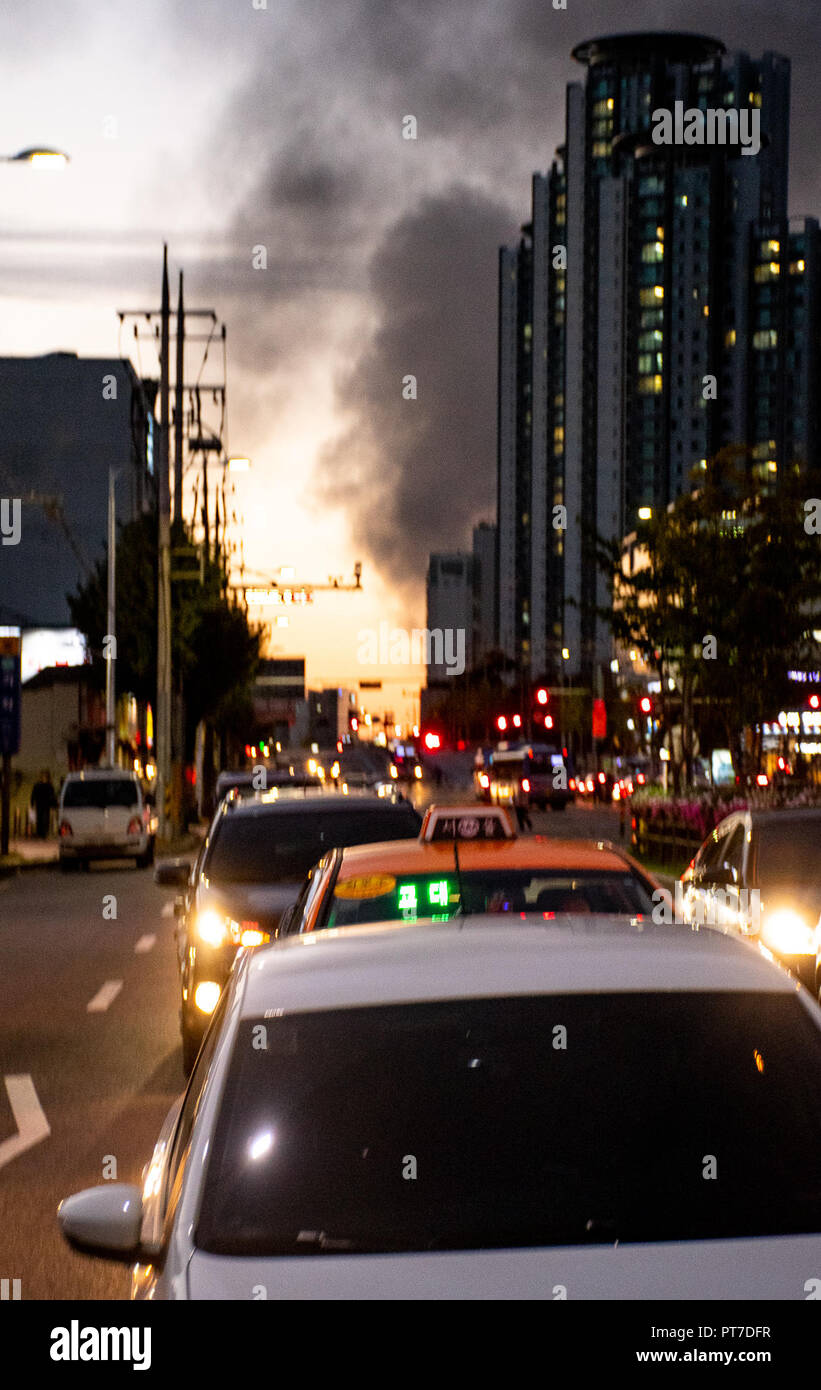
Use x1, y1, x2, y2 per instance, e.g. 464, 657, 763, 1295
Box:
535, 688, 549, 705
544, 714, 554, 729
496, 715, 507, 732
512, 714, 522, 729
810, 694, 820, 710
423, 731, 441, 751
639, 696, 653, 715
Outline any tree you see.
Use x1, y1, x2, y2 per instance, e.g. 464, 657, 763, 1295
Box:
67, 514, 262, 764
596, 448, 821, 788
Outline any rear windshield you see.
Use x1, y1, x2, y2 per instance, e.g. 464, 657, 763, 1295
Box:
61, 779, 140, 809
196, 991, 821, 1254
205, 806, 422, 884
327, 869, 654, 926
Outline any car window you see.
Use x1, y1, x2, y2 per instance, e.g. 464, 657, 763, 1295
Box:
204, 806, 422, 884
61, 779, 140, 809
195, 991, 821, 1255
754, 818, 821, 888
721, 824, 746, 881
165, 987, 230, 1210
326, 869, 655, 927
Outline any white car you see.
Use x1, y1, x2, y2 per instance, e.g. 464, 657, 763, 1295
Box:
58, 768, 156, 870
58, 919, 821, 1298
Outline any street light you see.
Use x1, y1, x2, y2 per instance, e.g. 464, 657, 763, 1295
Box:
2, 147, 70, 167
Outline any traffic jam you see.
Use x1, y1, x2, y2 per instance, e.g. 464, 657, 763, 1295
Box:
35, 761, 821, 1306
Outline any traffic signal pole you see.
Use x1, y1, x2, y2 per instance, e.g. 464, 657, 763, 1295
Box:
157, 246, 173, 839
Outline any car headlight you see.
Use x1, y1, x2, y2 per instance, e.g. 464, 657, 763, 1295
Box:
761, 909, 816, 956
196, 910, 234, 948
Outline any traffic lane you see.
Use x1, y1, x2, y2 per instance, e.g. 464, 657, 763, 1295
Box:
0, 863, 182, 1299
413, 780, 625, 845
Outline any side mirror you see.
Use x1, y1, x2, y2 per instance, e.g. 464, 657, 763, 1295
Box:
57, 1184, 145, 1263
154, 858, 191, 887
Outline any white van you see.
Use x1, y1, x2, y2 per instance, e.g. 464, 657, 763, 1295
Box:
58, 769, 156, 870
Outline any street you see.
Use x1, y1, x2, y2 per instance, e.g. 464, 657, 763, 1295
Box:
0, 796, 620, 1299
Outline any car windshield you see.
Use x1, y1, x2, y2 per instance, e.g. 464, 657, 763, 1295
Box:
756, 819, 821, 888
205, 806, 422, 884
326, 869, 654, 925
61, 779, 140, 809
195, 991, 821, 1255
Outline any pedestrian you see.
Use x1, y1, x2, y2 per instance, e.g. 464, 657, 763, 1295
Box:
30, 769, 57, 839
513, 779, 532, 833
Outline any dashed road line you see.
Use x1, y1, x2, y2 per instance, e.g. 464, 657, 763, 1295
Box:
86, 980, 123, 1013
134, 934, 156, 954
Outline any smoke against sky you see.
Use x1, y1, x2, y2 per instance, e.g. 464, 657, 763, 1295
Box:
2, 0, 821, 672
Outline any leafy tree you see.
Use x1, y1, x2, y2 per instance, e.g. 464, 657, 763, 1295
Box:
67, 513, 262, 762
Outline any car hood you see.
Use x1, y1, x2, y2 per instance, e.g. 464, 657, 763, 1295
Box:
184, 1234, 821, 1300
198, 880, 300, 930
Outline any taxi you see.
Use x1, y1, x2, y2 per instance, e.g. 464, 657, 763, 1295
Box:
279, 805, 666, 934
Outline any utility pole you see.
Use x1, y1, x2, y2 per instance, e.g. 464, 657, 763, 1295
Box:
105, 468, 118, 765
174, 271, 184, 524
157, 245, 172, 837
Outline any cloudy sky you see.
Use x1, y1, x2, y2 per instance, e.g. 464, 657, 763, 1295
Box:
2, 0, 819, 717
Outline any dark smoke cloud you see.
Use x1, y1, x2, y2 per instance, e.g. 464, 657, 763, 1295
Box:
315, 185, 514, 595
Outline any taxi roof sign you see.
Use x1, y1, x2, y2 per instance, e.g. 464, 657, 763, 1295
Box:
420, 805, 515, 842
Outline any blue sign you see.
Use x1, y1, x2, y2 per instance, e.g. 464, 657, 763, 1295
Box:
0, 638, 21, 757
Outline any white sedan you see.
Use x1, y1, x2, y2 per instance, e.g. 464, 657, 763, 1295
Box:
58, 919, 821, 1298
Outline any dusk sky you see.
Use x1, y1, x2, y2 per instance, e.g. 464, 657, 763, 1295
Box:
3, 0, 820, 716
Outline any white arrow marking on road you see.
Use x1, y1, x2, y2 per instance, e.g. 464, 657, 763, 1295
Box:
134, 934, 156, 954
161, 902, 175, 918
0, 1075, 50, 1170
86, 980, 123, 1012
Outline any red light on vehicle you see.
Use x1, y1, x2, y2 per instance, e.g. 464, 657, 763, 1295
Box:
569, 778, 576, 790
777, 756, 785, 770
810, 694, 820, 709
496, 716, 507, 732
637, 772, 646, 784
598, 772, 605, 783
522, 778, 530, 792
350, 717, 358, 731
756, 773, 769, 787
479, 772, 489, 788
512, 714, 522, 729
337, 741, 343, 753
456, 740, 465, 751
536, 688, 548, 705
544, 714, 554, 729
59, 820, 72, 837
423, 732, 441, 751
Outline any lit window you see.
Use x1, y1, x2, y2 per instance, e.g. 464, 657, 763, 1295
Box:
725, 328, 736, 347
638, 374, 663, 394
789, 259, 806, 274
753, 329, 778, 349
680, 194, 688, 207
703, 305, 709, 317
761, 239, 780, 256
754, 262, 780, 282
641, 242, 665, 263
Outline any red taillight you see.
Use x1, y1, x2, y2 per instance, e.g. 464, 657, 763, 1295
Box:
127, 817, 141, 835
59, 820, 72, 838
569, 778, 576, 790
522, 778, 530, 792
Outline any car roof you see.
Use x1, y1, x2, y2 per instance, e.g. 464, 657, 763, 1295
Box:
223, 793, 418, 819
62, 768, 138, 780
239, 919, 799, 1017
332, 835, 638, 878
747, 807, 821, 825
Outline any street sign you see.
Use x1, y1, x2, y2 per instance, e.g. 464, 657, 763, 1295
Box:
0, 631, 21, 757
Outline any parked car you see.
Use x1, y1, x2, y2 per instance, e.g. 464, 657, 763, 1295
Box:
58, 918, 821, 1299
58, 768, 156, 870
155, 789, 422, 1070
681, 807, 821, 991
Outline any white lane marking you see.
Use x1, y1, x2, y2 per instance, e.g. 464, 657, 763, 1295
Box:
86, 980, 123, 1013
0, 1075, 51, 1170
161, 902, 175, 918
134, 934, 156, 954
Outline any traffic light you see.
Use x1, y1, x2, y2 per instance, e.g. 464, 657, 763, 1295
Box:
512, 714, 522, 729
535, 687, 549, 705
496, 715, 507, 732
543, 714, 554, 730
639, 696, 653, 715
810, 693, 820, 710
423, 731, 441, 751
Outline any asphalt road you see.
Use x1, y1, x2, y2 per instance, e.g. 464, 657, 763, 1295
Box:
0, 793, 625, 1300
0, 861, 180, 1299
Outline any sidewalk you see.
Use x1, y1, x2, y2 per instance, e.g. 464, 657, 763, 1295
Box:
0, 824, 205, 875
0, 837, 60, 873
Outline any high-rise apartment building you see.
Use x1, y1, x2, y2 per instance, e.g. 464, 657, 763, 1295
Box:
497, 32, 819, 685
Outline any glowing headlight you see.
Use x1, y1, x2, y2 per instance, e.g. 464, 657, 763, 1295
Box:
414, 765, 423, 779
196, 910, 231, 948
194, 981, 221, 1014
761, 909, 816, 956
240, 929, 266, 947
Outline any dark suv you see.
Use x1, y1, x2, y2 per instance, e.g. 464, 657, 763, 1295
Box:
156, 791, 422, 1071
